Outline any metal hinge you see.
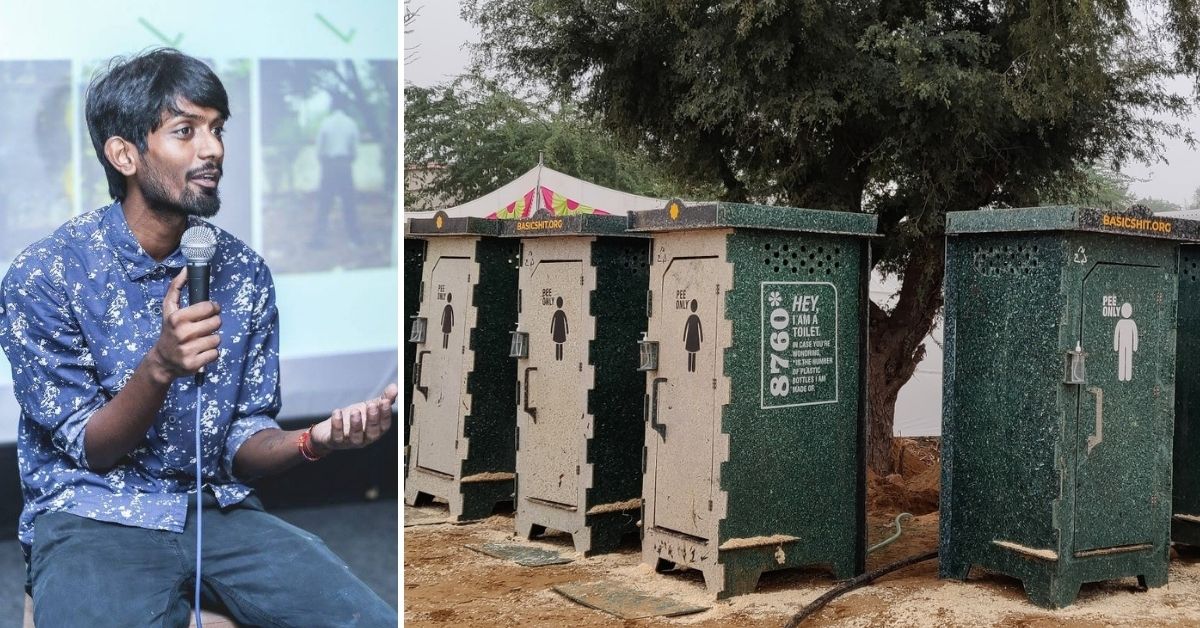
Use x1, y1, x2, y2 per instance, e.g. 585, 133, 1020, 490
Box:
708, 500, 713, 512
517, 290, 522, 313
419, 281, 425, 302
580, 275, 584, 285
646, 290, 653, 317
642, 446, 647, 474
712, 379, 717, 389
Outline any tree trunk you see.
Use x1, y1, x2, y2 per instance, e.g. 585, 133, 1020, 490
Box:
866, 239, 945, 475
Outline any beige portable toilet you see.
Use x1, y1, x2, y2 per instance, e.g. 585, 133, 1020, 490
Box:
405, 211, 519, 520
502, 211, 649, 555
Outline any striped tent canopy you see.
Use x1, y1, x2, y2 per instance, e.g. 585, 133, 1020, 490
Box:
434, 164, 667, 219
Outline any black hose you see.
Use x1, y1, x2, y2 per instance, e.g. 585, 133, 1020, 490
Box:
782, 550, 939, 627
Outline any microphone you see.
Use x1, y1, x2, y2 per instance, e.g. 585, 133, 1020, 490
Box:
181, 225, 217, 306
180, 225, 217, 384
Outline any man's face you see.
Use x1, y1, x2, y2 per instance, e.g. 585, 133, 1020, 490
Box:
136, 98, 225, 218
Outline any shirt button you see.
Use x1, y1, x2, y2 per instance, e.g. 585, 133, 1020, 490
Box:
168, 416, 178, 425
151, 304, 162, 316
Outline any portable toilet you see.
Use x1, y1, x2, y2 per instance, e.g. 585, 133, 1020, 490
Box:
502, 211, 650, 554
405, 211, 520, 520
940, 206, 1193, 607
628, 200, 876, 598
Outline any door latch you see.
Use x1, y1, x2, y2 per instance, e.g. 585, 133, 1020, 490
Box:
1064, 342, 1087, 385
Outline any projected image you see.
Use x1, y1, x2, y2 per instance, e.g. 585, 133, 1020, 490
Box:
0, 61, 73, 262
77, 59, 254, 244
260, 59, 398, 273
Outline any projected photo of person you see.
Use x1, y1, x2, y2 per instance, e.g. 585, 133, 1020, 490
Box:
260, 59, 398, 273
314, 91, 362, 245
77, 58, 254, 244
0, 61, 72, 263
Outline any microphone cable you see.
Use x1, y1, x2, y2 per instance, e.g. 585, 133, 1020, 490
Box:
179, 224, 217, 628
194, 372, 205, 628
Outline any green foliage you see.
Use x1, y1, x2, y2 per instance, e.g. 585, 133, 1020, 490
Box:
1040, 165, 1135, 211
404, 74, 718, 209
464, 0, 1198, 273
1133, 197, 1184, 213
463, 0, 1200, 466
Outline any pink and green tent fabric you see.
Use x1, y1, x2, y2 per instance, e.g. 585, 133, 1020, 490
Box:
491, 189, 537, 219
485, 186, 608, 219
432, 164, 667, 220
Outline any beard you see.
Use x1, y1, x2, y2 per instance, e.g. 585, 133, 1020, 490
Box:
138, 157, 222, 218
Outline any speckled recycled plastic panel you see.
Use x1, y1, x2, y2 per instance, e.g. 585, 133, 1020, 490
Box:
632, 200, 876, 599
1173, 244, 1200, 546
553, 581, 709, 619
403, 237, 426, 477
941, 208, 1189, 608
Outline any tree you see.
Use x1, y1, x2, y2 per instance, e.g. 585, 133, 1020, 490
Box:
464, 0, 1200, 473
1191, 186, 1200, 210
1133, 197, 1183, 214
404, 73, 718, 209
404, 1, 421, 66
1041, 165, 1135, 211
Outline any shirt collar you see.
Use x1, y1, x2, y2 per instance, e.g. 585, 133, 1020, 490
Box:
101, 201, 203, 281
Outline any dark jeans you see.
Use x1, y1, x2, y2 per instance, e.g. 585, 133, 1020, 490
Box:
315, 156, 361, 243
28, 493, 396, 627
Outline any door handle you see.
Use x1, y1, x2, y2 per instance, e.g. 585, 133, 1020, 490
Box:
524, 367, 538, 421
413, 350, 431, 399
1086, 386, 1104, 453
649, 377, 668, 441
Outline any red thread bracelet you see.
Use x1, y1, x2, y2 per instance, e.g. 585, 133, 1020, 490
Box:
298, 427, 325, 462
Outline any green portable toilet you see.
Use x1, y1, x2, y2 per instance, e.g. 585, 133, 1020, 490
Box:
501, 211, 649, 555
405, 211, 520, 520
627, 200, 876, 599
1174, 243, 1200, 545
403, 232, 427, 478
940, 205, 1195, 608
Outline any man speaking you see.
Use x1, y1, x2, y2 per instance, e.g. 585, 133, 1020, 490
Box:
0, 49, 397, 626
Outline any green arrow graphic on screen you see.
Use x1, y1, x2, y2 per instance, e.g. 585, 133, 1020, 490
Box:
138, 18, 184, 47
315, 13, 356, 43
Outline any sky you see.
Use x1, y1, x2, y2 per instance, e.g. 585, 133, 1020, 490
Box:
404, 1, 1200, 208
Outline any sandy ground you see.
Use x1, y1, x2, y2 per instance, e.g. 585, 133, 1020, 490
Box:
403, 439, 1200, 627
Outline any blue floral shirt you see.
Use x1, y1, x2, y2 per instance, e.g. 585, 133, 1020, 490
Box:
0, 202, 281, 554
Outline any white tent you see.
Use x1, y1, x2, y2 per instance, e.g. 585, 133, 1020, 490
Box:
438, 163, 669, 219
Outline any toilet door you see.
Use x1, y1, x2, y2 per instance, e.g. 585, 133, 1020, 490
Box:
520, 260, 585, 507
1073, 262, 1168, 553
650, 256, 721, 540
413, 256, 471, 476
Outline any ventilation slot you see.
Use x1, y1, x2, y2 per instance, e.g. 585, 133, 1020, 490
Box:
762, 242, 843, 275
973, 245, 1041, 277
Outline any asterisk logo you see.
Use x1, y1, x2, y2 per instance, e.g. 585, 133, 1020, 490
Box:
768, 291, 782, 307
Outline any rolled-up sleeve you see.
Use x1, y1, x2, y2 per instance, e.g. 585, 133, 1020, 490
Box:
221, 262, 282, 480
0, 254, 105, 469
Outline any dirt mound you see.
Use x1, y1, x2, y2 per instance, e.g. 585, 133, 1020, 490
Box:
867, 437, 941, 516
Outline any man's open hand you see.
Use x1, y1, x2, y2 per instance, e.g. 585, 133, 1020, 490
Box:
309, 384, 399, 454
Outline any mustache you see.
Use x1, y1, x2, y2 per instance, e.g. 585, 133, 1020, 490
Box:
187, 164, 223, 179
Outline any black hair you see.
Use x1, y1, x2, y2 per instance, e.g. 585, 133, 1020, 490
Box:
85, 48, 230, 200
